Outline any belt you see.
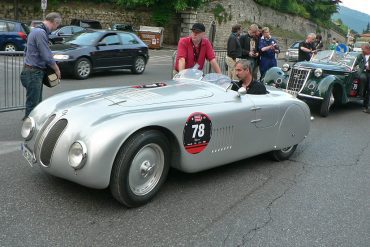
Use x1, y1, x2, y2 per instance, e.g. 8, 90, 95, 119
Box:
24, 64, 44, 70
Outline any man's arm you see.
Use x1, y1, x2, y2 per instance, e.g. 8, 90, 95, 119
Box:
36, 29, 61, 79
209, 58, 221, 74
178, 57, 186, 72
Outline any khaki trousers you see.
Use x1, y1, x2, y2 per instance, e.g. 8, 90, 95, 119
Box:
226, 56, 239, 80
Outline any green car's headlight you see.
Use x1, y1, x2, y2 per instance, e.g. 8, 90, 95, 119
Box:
314, 68, 323, 77
282, 63, 290, 72
21, 117, 35, 141
68, 141, 87, 170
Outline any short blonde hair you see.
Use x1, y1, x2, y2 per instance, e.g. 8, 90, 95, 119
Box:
262, 27, 269, 33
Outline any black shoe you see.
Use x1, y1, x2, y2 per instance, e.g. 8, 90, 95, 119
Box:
362, 109, 370, 114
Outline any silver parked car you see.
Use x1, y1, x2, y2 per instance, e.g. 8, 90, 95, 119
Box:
21, 69, 311, 207
285, 41, 301, 62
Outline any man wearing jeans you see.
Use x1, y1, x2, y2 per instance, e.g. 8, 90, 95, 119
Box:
21, 12, 62, 120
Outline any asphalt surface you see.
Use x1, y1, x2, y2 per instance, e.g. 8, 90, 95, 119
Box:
1, 49, 370, 246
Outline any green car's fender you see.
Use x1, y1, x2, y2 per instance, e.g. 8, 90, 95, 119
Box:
316, 75, 346, 104
263, 67, 289, 89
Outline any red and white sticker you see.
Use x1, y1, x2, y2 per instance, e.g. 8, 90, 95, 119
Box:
183, 112, 212, 154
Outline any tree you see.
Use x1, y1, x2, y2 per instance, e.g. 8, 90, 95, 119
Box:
115, 0, 206, 26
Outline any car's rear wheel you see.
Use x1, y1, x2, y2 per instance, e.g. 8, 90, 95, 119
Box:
271, 145, 297, 161
74, 58, 91, 80
110, 130, 170, 207
131, 56, 146, 74
4, 43, 17, 52
320, 86, 334, 117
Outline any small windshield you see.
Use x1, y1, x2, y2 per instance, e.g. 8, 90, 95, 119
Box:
65, 31, 100, 45
310, 50, 357, 69
173, 69, 232, 90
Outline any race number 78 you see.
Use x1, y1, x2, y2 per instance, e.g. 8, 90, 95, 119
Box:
192, 124, 205, 138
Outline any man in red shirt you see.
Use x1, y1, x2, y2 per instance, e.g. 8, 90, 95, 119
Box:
175, 23, 221, 74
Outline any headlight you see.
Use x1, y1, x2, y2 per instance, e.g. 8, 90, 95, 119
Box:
53, 54, 69, 60
68, 141, 87, 170
314, 68, 323, 77
282, 63, 290, 72
21, 117, 35, 140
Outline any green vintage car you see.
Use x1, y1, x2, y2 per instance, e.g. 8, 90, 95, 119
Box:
263, 50, 367, 117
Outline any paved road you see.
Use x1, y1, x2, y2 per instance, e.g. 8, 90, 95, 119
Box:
1, 49, 370, 246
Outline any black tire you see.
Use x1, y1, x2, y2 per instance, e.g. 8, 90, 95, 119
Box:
320, 86, 334, 117
131, 56, 146, 74
110, 130, 170, 207
271, 144, 297, 161
4, 43, 17, 52
74, 57, 91, 80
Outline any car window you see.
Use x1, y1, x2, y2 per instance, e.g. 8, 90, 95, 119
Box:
292, 42, 300, 49
101, 34, 121, 45
60, 27, 72, 35
21, 23, 30, 34
72, 26, 84, 33
119, 33, 139, 45
65, 31, 101, 45
7, 22, 16, 32
0, 21, 7, 32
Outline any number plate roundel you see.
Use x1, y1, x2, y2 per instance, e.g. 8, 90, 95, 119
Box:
183, 112, 212, 154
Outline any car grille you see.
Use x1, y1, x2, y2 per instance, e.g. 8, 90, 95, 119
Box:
34, 114, 68, 167
40, 119, 68, 166
286, 68, 311, 95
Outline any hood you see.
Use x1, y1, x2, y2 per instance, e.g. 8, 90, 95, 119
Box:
294, 61, 350, 72
48, 81, 214, 113
50, 43, 84, 52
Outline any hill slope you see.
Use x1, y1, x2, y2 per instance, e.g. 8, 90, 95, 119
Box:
332, 5, 370, 33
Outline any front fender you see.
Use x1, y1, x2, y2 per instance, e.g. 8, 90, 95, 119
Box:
263, 67, 289, 89
316, 75, 337, 98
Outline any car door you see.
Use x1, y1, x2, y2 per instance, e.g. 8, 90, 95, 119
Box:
93, 33, 123, 68
242, 93, 279, 151
118, 33, 140, 67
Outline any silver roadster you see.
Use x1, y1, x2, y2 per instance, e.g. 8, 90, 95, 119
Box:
21, 69, 311, 207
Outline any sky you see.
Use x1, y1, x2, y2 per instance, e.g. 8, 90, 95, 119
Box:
339, 0, 370, 16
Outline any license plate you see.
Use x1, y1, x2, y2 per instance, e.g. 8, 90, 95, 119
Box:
21, 144, 36, 167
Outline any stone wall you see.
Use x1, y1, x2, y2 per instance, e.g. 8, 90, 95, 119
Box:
0, 0, 179, 45
195, 0, 346, 50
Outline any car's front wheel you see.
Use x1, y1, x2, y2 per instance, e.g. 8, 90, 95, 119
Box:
4, 43, 17, 52
131, 56, 146, 74
320, 87, 334, 117
271, 145, 297, 161
110, 130, 170, 207
74, 58, 91, 79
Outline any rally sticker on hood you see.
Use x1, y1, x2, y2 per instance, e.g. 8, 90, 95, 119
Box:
183, 112, 212, 154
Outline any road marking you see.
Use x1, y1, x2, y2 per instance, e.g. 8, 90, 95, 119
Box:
0, 141, 22, 155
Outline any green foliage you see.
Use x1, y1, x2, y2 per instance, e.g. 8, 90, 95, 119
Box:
254, 0, 339, 24
212, 3, 229, 25
115, 0, 206, 25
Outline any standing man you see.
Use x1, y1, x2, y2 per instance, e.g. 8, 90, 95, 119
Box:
258, 27, 279, 79
231, 60, 267, 95
240, 24, 260, 80
226, 24, 242, 80
298, 33, 316, 62
174, 23, 221, 74
361, 43, 370, 113
21, 12, 62, 120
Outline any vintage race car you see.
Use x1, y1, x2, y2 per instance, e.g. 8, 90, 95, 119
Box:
21, 69, 311, 207
263, 50, 367, 117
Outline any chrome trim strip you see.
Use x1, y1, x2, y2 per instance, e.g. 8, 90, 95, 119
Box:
297, 93, 323, 100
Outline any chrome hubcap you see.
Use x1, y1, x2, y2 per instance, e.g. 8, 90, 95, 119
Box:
5, 45, 16, 52
129, 143, 164, 196
77, 61, 90, 77
135, 58, 145, 72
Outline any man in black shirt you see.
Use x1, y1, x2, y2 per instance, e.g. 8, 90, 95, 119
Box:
226, 24, 242, 80
240, 24, 260, 80
298, 33, 316, 62
231, 60, 267, 95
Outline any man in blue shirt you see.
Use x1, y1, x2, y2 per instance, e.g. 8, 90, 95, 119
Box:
21, 12, 62, 120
